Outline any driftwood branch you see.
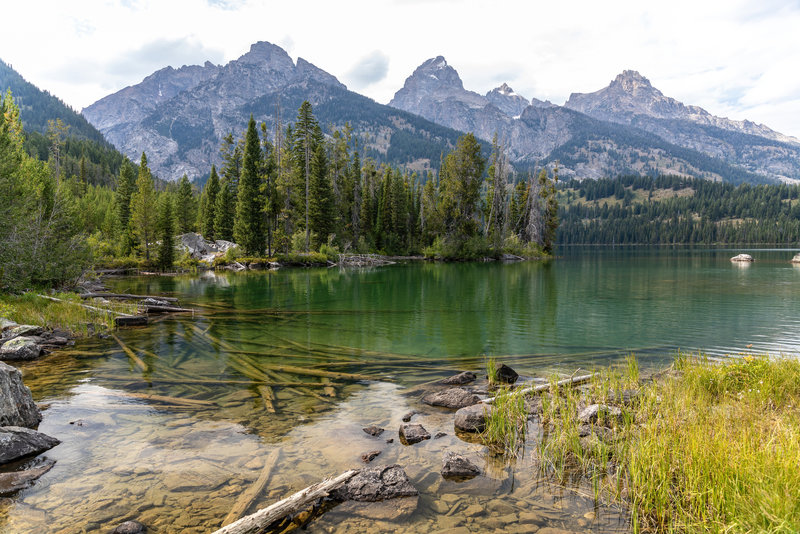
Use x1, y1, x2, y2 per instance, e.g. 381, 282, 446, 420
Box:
211, 469, 359, 534
81, 292, 179, 302
482, 373, 595, 405
222, 448, 281, 526
35, 294, 132, 317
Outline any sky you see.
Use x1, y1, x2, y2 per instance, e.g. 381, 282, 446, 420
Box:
2, 0, 799, 138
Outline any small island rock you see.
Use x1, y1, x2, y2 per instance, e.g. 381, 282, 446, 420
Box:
730, 254, 754, 262
492, 363, 519, 384
454, 403, 492, 432
440, 371, 477, 385
441, 452, 481, 480
399, 423, 430, 445
362, 426, 385, 437
331, 464, 418, 502
422, 387, 481, 409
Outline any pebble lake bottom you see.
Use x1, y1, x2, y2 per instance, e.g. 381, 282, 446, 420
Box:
3, 246, 799, 533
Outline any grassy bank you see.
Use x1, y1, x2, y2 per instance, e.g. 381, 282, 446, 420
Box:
487, 353, 800, 532
0, 292, 138, 337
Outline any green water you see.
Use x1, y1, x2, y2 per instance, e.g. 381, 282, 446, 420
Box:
3, 247, 799, 533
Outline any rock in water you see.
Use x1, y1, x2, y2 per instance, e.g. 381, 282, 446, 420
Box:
0, 337, 41, 361
730, 254, 754, 262
441, 452, 481, 480
422, 388, 481, 409
362, 426, 385, 437
111, 520, 147, 533
0, 460, 55, 496
0, 362, 42, 428
331, 464, 418, 502
0, 427, 60, 465
399, 424, 430, 445
361, 450, 381, 463
792, 254, 800, 263
440, 371, 477, 385
493, 363, 519, 384
454, 404, 492, 432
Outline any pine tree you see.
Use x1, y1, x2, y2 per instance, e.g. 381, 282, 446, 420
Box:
175, 174, 196, 234
115, 160, 136, 251
294, 101, 319, 251
308, 142, 334, 249
129, 153, 157, 260
200, 165, 220, 239
234, 116, 265, 255
215, 176, 235, 241
156, 194, 175, 271
439, 134, 486, 250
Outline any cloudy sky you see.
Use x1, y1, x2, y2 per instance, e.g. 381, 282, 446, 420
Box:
3, 0, 799, 138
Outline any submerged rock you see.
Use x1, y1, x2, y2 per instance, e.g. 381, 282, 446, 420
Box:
422, 387, 481, 409
0, 460, 54, 496
362, 426, 385, 437
0, 362, 42, 428
441, 452, 481, 480
492, 363, 519, 384
361, 450, 381, 463
0, 337, 41, 361
454, 403, 492, 433
0, 426, 60, 465
440, 371, 477, 385
730, 253, 754, 262
578, 404, 623, 426
399, 423, 430, 445
331, 464, 419, 502
111, 520, 147, 533
401, 411, 418, 422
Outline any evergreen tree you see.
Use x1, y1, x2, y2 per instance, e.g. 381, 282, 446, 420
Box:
309, 143, 334, 249
175, 174, 196, 234
439, 134, 486, 250
234, 116, 265, 255
115, 160, 136, 251
200, 165, 220, 239
215, 176, 235, 241
294, 101, 320, 251
129, 153, 157, 260
156, 194, 175, 271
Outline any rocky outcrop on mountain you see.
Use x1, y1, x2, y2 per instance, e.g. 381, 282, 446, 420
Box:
485, 83, 531, 118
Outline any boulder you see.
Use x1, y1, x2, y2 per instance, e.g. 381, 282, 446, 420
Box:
178, 232, 239, 263
330, 464, 418, 502
111, 520, 147, 534
0, 426, 60, 465
440, 371, 477, 385
6, 325, 43, 338
362, 426, 385, 437
492, 363, 519, 384
730, 254, 754, 262
441, 452, 481, 480
399, 423, 430, 445
0, 318, 18, 331
578, 404, 623, 427
422, 388, 481, 409
792, 254, 800, 263
0, 337, 41, 361
0, 460, 54, 496
0, 362, 42, 428
361, 450, 381, 463
454, 403, 492, 432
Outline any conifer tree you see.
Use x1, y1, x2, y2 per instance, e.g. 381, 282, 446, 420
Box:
294, 101, 320, 251
156, 194, 175, 271
439, 134, 485, 250
200, 165, 220, 239
215, 176, 235, 241
309, 143, 334, 249
234, 116, 265, 255
115, 160, 136, 250
129, 153, 157, 260
175, 174, 196, 234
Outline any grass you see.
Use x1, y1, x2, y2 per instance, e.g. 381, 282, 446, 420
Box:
481, 388, 527, 455
529, 352, 800, 533
0, 292, 138, 337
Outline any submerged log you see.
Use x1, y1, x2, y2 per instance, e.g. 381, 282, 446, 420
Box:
81, 292, 179, 302
482, 373, 595, 405
222, 448, 281, 526
110, 334, 148, 372
114, 316, 148, 327
139, 304, 195, 314
258, 385, 276, 413
211, 469, 359, 534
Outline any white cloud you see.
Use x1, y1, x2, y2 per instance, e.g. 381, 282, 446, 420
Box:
1, 0, 798, 138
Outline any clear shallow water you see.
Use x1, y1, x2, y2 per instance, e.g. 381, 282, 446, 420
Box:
3, 247, 799, 533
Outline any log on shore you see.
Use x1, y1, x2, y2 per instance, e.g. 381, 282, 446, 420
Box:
482, 373, 595, 405
81, 292, 179, 302
211, 469, 359, 534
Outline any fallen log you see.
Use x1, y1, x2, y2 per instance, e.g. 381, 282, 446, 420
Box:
109, 391, 216, 406
114, 316, 148, 327
35, 293, 133, 317
482, 372, 595, 405
211, 469, 359, 534
110, 333, 149, 372
81, 292, 179, 302
258, 385, 276, 413
139, 304, 195, 314
222, 448, 281, 526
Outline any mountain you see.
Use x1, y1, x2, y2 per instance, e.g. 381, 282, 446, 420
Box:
390, 58, 800, 184
83, 42, 482, 181
0, 58, 130, 186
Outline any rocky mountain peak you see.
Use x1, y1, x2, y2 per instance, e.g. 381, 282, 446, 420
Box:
410, 55, 464, 89
296, 57, 346, 89
238, 41, 294, 71
485, 83, 530, 117
611, 70, 653, 93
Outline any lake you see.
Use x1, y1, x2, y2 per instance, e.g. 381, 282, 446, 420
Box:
3, 247, 799, 533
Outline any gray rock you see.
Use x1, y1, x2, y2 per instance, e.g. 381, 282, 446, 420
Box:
361, 450, 381, 463
0, 362, 42, 428
492, 363, 518, 384
399, 424, 430, 445
6, 325, 43, 338
139, 298, 170, 307
0, 318, 17, 331
578, 404, 623, 426
111, 520, 147, 533
0, 460, 55, 496
331, 464, 418, 502
0, 426, 60, 465
0, 337, 41, 361
791, 253, 800, 263
440, 371, 477, 385
730, 253, 754, 262
362, 426, 384, 437
454, 403, 492, 432
401, 411, 420, 422
434, 432, 447, 439
441, 452, 481, 480
422, 388, 481, 409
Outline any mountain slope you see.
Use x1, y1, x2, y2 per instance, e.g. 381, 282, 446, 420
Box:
83, 42, 483, 181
